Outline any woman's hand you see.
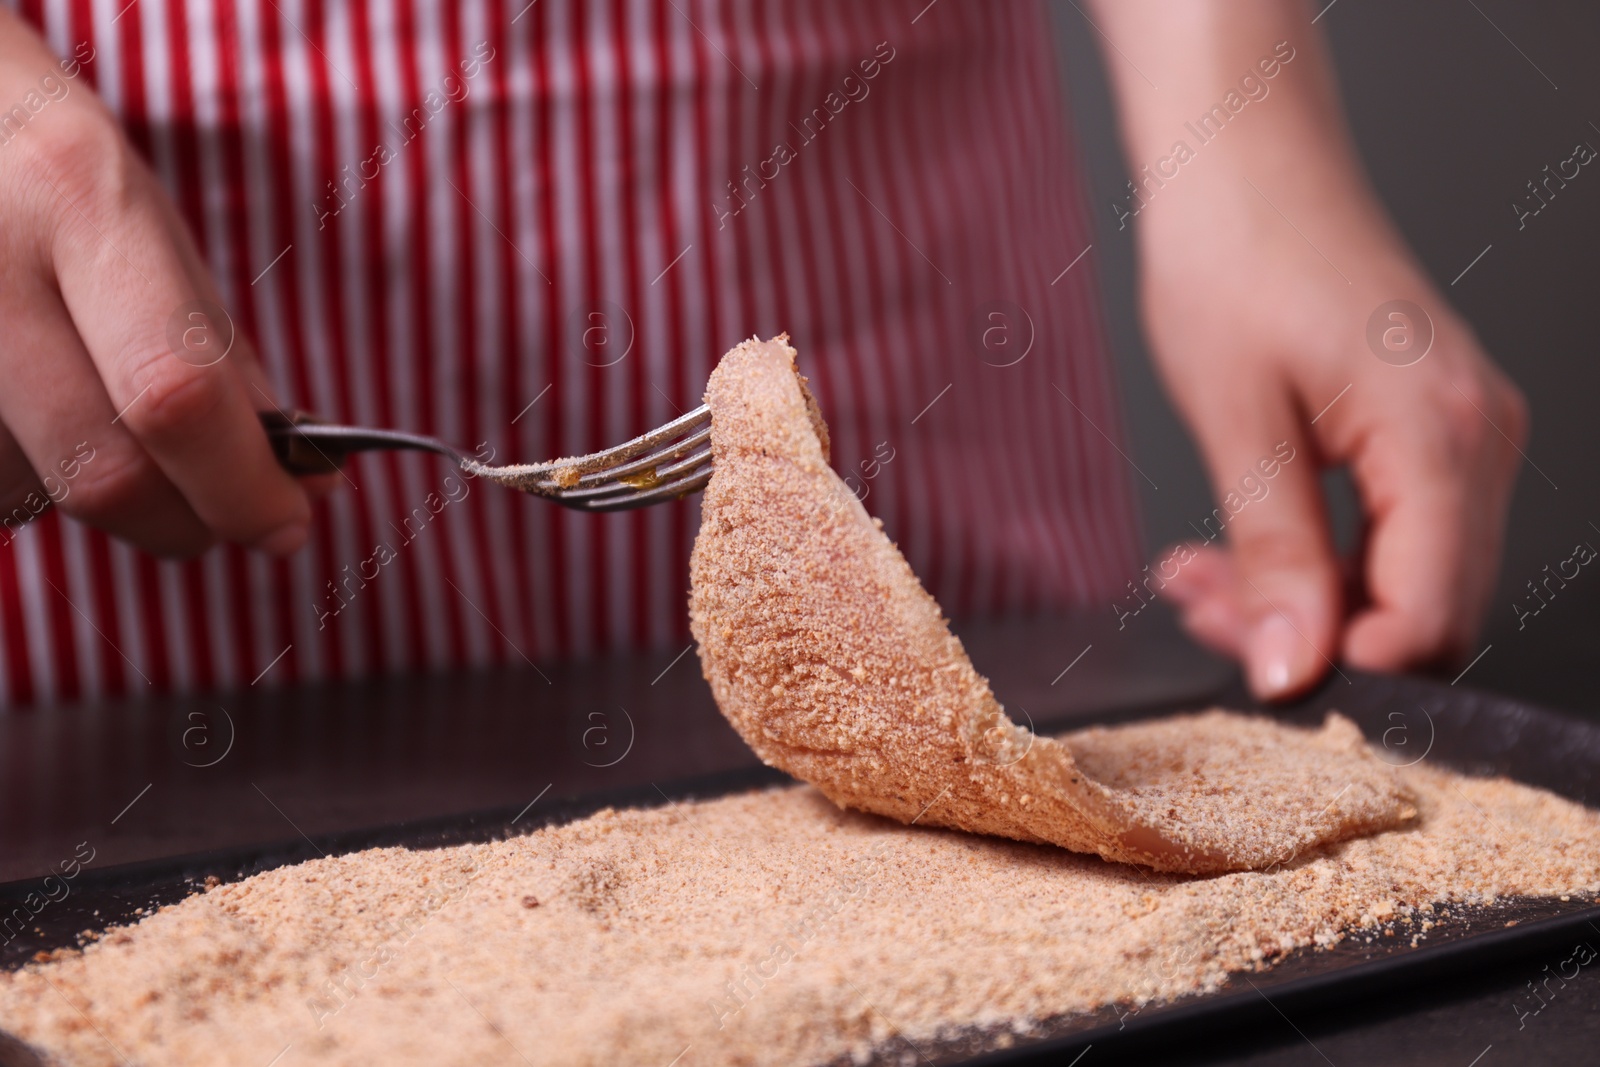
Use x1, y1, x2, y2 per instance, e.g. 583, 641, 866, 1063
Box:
0, 10, 311, 556
1138, 162, 1525, 699
1086, 0, 1527, 699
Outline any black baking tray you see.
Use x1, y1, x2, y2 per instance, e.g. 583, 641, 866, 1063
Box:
0, 641, 1596, 1065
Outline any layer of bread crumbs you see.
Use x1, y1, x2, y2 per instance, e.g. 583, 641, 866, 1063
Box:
0, 754, 1596, 1067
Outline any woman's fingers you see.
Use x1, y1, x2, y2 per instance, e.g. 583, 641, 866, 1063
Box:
1152, 540, 1232, 609
0, 277, 214, 556
1162, 342, 1527, 690
1182, 376, 1342, 701
0, 11, 325, 559
1340, 475, 1470, 670
1153, 542, 1249, 658
39, 113, 311, 554
0, 419, 46, 524
1341, 364, 1526, 671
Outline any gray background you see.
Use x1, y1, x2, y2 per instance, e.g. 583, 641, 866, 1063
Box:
1050, 1, 1599, 716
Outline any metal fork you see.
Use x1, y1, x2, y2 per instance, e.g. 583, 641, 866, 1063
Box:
261, 406, 712, 512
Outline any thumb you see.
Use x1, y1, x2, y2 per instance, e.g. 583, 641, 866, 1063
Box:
1192, 397, 1341, 701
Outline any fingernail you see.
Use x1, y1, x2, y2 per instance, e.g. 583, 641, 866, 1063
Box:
1247, 614, 1300, 700
253, 520, 309, 556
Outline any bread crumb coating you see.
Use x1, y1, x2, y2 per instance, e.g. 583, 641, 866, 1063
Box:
690, 336, 1414, 874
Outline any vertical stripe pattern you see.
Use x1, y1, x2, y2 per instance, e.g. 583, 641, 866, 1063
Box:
0, 0, 1143, 709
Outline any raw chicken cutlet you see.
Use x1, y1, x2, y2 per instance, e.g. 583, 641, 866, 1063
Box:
689, 336, 1414, 874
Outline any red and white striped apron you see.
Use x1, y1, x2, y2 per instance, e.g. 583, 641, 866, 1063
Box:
0, 0, 1143, 708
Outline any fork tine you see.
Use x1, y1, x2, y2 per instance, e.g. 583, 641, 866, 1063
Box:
650, 446, 712, 482
560, 465, 713, 511
571, 404, 710, 473
471, 403, 713, 500
577, 424, 710, 486
554, 447, 712, 503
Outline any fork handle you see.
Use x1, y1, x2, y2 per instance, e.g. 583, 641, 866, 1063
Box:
259, 411, 462, 475
260, 411, 347, 475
